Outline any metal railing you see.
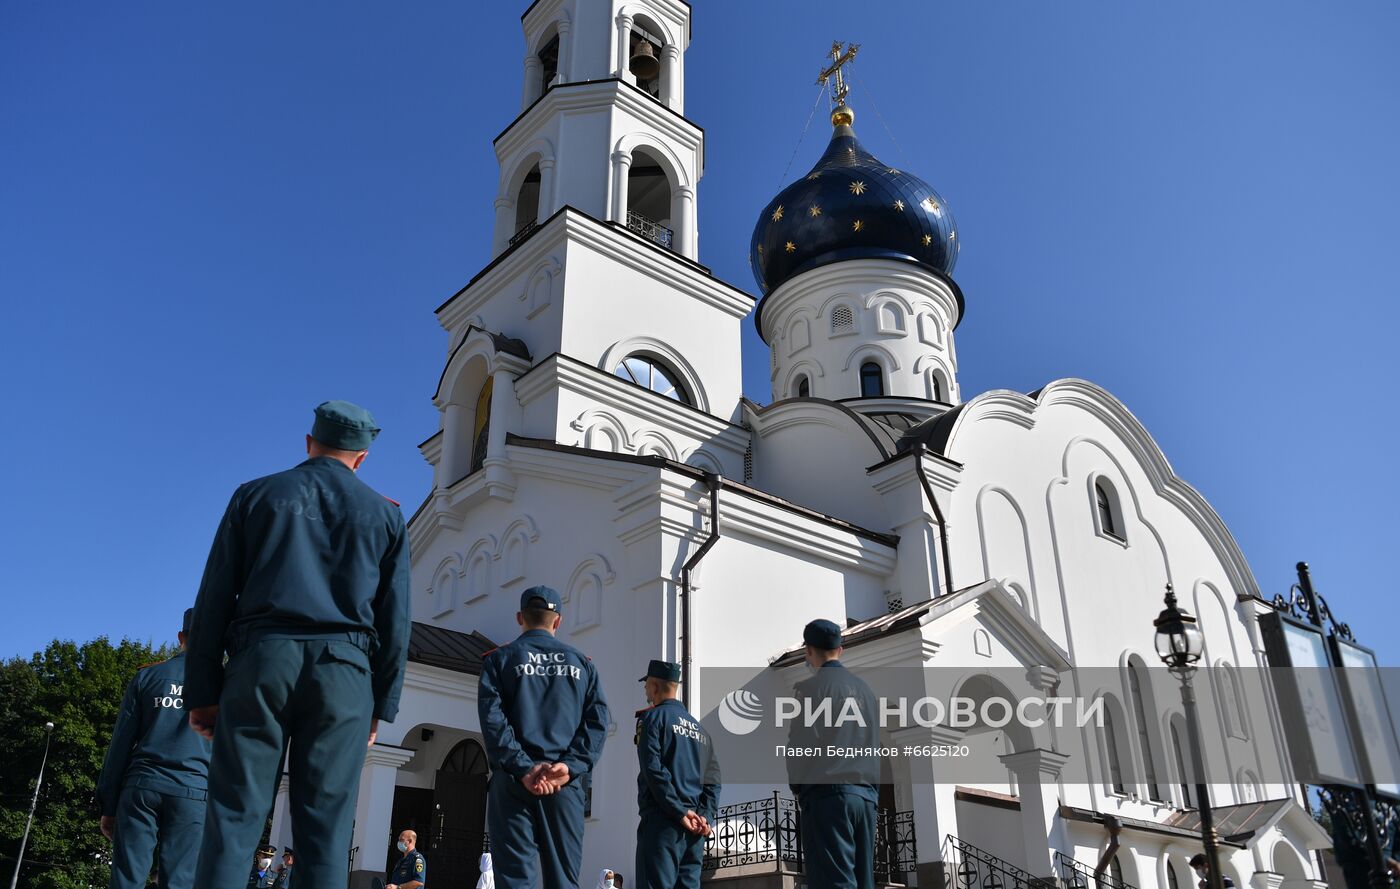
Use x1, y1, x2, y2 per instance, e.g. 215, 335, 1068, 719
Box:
701, 792, 916, 883
509, 220, 540, 247
945, 835, 1042, 889
626, 209, 673, 249
1054, 851, 1137, 889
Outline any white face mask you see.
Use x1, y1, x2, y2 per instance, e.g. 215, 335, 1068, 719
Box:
397, 841, 408, 853
259, 859, 273, 871
1194, 869, 1207, 880
604, 881, 614, 889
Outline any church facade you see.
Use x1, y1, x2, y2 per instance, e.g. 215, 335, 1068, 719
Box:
269, 1, 1332, 887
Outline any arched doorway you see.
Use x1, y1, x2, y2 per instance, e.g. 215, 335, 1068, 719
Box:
431, 739, 490, 889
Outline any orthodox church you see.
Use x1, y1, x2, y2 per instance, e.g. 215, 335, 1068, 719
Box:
268, 1, 1332, 887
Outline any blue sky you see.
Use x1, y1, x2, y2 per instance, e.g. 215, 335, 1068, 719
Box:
2, 1, 1397, 661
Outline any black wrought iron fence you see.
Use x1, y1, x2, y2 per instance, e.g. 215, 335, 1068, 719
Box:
945, 834, 1039, 889
702, 792, 915, 883
1054, 851, 1137, 889
626, 209, 674, 249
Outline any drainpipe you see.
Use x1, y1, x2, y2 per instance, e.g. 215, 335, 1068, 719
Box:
680, 472, 721, 709
913, 453, 956, 598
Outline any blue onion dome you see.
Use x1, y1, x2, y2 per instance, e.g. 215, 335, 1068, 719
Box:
750, 104, 959, 296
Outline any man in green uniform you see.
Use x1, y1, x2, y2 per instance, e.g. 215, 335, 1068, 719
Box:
633, 659, 720, 889
185, 400, 412, 889
272, 848, 294, 889
96, 608, 212, 889
249, 844, 279, 889
786, 619, 880, 889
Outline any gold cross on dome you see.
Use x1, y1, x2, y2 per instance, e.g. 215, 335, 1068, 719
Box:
817, 41, 860, 109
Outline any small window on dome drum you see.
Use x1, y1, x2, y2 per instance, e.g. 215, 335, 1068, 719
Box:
831, 306, 856, 336
795, 375, 810, 398
859, 362, 884, 398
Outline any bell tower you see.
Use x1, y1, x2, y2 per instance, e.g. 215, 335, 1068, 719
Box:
493, 0, 701, 259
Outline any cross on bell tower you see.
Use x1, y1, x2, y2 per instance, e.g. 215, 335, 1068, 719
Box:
817, 41, 859, 124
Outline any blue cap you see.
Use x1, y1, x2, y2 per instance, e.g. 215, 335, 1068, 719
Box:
803, 618, 843, 651
520, 585, 562, 613
311, 400, 381, 451
182, 608, 194, 634
639, 659, 682, 683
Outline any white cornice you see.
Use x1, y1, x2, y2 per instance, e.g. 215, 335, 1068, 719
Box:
404, 661, 480, 702
495, 80, 702, 162
760, 259, 960, 340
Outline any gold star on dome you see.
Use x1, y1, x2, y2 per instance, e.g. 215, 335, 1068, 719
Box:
922, 234, 933, 246
853, 220, 865, 232
922, 197, 941, 214
887, 168, 900, 175
771, 205, 784, 222
846, 147, 855, 156
757, 244, 764, 254
948, 231, 956, 240
893, 199, 905, 211
849, 181, 866, 195
809, 205, 822, 217
807, 172, 821, 181
785, 241, 796, 252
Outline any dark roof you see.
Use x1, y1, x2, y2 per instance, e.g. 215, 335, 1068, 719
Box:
1166, 799, 1294, 843
769, 584, 985, 667
1059, 805, 1247, 849
431, 325, 531, 402
407, 622, 498, 676
896, 402, 967, 456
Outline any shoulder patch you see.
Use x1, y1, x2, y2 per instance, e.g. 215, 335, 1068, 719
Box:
482, 647, 499, 658
383, 494, 401, 507
634, 705, 656, 718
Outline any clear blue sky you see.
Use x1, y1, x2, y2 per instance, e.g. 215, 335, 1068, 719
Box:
2, 2, 1397, 661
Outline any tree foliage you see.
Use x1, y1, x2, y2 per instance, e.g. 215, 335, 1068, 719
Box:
0, 636, 174, 889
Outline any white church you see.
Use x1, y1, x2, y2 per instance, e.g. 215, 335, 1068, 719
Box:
268, 1, 1334, 886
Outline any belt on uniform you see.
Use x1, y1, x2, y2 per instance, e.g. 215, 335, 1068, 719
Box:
129, 777, 208, 801
226, 627, 373, 657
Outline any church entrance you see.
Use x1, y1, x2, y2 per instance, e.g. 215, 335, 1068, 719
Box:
387, 738, 490, 889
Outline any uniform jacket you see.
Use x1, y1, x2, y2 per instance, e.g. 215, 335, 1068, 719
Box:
478, 629, 610, 781
634, 698, 721, 823
95, 651, 212, 816
185, 456, 411, 721
785, 661, 880, 804
389, 849, 427, 887
247, 866, 276, 889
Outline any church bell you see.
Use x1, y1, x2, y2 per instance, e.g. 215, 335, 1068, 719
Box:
629, 39, 660, 81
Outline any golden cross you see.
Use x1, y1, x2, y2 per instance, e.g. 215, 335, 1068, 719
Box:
817, 41, 860, 108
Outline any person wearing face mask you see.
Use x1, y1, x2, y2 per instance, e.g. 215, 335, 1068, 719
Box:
247, 844, 279, 889
633, 660, 720, 889
385, 829, 426, 889
595, 869, 617, 889
785, 619, 880, 889
1187, 854, 1234, 889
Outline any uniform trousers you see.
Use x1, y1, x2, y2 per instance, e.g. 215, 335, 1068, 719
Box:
486, 770, 586, 889
634, 813, 706, 889
798, 788, 877, 889
110, 784, 206, 889
194, 639, 373, 889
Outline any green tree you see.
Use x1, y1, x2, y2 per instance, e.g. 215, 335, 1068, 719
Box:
0, 636, 174, 889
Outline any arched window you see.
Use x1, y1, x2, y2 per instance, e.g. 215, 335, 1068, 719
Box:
1167, 862, 1181, 889
627, 24, 663, 100
615, 354, 690, 404
470, 377, 493, 474
831, 305, 856, 336
795, 375, 810, 398
1129, 662, 1163, 801
513, 164, 541, 242
930, 374, 943, 402
1171, 718, 1194, 808
1108, 856, 1123, 886
441, 738, 489, 774
1104, 705, 1126, 793
537, 33, 560, 96
626, 149, 674, 250
1096, 483, 1118, 537
859, 361, 885, 398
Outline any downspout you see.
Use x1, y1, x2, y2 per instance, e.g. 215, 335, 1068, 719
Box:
680, 472, 721, 710
913, 452, 956, 598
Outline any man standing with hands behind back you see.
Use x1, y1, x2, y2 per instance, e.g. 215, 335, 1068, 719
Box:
184, 400, 412, 889
478, 585, 610, 889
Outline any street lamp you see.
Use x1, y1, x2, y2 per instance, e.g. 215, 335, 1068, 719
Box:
8, 721, 55, 889
1153, 585, 1224, 889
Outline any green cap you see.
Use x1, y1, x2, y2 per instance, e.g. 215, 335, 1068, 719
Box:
311, 400, 380, 451
639, 659, 682, 683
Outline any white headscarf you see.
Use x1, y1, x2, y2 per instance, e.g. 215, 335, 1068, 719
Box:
475, 853, 494, 889
596, 868, 617, 889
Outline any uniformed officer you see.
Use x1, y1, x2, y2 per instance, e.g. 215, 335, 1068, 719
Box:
633, 659, 720, 889
248, 844, 279, 889
185, 401, 412, 889
271, 848, 294, 889
386, 829, 426, 889
478, 585, 610, 889
786, 619, 880, 889
96, 608, 212, 889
